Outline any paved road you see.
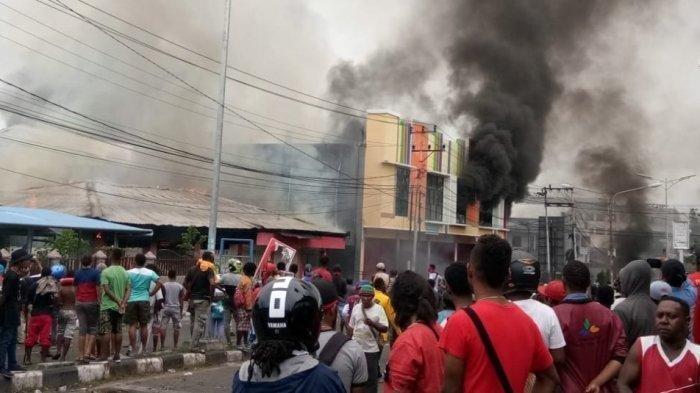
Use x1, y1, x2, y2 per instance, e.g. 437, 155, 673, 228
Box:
70, 363, 240, 393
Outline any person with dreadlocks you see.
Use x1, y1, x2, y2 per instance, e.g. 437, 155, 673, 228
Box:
232, 276, 344, 393
385, 270, 443, 393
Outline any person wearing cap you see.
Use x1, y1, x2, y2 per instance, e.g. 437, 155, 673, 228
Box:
538, 280, 567, 306
650, 280, 673, 304
372, 262, 390, 290
347, 284, 388, 393
313, 279, 368, 393
505, 258, 566, 366
554, 260, 628, 393
0, 249, 31, 378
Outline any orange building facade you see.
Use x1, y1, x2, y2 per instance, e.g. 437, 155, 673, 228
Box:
358, 111, 507, 279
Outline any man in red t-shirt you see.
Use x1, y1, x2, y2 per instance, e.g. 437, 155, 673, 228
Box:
441, 235, 559, 393
312, 255, 333, 282
554, 260, 628, 393
618, 296, 700, 393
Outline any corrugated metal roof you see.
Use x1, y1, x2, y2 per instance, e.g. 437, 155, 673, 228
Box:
0, 182, 343, 234
0, 206, 151, 234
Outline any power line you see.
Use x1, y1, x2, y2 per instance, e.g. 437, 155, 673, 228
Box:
74, 0, 367, 114
0, 165, 388, 217
48, 0, 405, 206
0, 79, 399, 189
35, 0, 411, 128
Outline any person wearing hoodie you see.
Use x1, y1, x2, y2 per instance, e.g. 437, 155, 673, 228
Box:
613, 260, 657, 348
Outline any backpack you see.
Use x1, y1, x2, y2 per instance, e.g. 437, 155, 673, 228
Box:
233, 286, 246, 308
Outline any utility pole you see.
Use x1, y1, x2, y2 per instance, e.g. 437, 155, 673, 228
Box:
538, 185, 574, 280
412, 186, 421, 273
207, 0, 232, 254
353, 129, 366, 280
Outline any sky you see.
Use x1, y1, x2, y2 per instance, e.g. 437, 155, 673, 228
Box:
0, 1, 699, 218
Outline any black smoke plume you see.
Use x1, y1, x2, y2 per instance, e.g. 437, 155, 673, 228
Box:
327, 1, 616, 209
571, 88, 653, 269
576, 147, 652, 269
448, 1, 615, 208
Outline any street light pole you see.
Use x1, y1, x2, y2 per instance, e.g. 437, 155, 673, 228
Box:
636, 173, 696, 258
207, 0, 232, 253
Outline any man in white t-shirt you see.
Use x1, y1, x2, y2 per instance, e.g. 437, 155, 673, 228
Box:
347, 284, 387, 393
505, 258, 566, 363
372, 263, 390, 290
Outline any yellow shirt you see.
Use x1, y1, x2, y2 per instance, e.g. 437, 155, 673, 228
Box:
374, 289, 396, 341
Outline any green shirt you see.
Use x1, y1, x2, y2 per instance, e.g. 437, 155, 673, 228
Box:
100, 265, 129, 311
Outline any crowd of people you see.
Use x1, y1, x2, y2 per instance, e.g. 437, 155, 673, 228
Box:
232, 235, 700, 393
3, 236, 700, 392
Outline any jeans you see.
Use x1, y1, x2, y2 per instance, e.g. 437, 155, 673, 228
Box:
0, 325, 19, 372
190, 300, 210, 349
364, 351, 380, 393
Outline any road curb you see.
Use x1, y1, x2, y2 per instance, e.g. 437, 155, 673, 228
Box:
2, 350, 243, 392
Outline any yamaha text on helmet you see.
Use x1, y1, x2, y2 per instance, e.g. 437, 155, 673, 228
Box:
252, 276, 323, 352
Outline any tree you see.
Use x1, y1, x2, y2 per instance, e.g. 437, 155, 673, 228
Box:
177, 226, 207, 256
48, 230, 91, 260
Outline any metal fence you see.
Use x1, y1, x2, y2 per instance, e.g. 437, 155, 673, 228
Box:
62, 256, 196, 276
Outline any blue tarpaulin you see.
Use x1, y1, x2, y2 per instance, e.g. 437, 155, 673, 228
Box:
0, 206, 150, 234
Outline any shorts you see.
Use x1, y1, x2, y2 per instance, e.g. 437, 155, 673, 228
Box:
57, 309, 78, 340
125, 301, 151, 326
26, 314, 52, 349
99, 309, 123, 335
161, 307, 182, 330
76, 302, 100, 335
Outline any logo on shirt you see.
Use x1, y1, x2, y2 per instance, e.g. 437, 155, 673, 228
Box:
579, 318, 600, 337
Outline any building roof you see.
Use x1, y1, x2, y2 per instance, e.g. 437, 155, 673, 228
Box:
0, 206, 151, 234
0, 182, 343, 235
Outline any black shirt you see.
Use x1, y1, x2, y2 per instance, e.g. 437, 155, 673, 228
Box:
29, 279, 56, 316
1, 269, 22, 327
185, 267, 215, 301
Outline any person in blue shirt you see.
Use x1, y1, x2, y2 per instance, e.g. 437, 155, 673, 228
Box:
232, 277, 344, 393
125, 253, 162, 355
661, 259, 697, 309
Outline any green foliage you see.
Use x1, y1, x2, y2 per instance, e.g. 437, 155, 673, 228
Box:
48, 230, 91, 260
177, 226, 207, 256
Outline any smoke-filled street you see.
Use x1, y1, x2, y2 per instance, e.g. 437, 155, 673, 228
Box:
2, 0, 700, 392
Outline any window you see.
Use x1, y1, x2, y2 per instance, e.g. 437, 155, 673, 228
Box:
395, 167, 410, 216
426, 174, 444, 221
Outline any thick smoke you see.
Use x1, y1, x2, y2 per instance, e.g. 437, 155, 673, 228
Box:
569, 88, 654, 269
327, 1, 617, 209
577, 147, 651, 269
